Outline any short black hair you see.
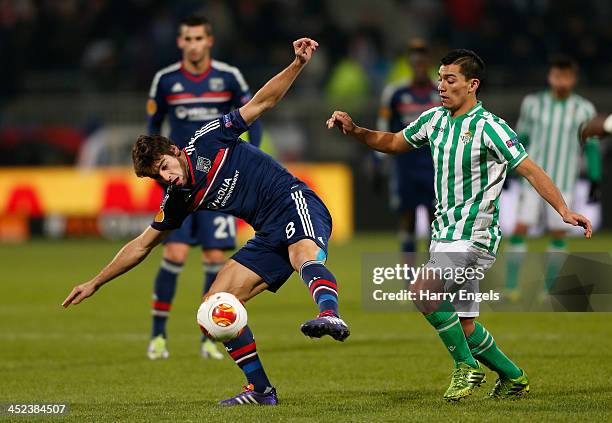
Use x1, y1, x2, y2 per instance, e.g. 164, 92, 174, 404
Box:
178, 15, 212, 36
549, 54, 578, 72
440, 49, 485, 94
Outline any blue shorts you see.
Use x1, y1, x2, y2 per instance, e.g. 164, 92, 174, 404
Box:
390, 150, 435, 212
232, 186, 332, 292
163, 209, 236, 250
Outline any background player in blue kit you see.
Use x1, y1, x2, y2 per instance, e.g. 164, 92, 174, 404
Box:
146, 15, 262, 360
377, 40, 438, 253
63, 38, 349, 406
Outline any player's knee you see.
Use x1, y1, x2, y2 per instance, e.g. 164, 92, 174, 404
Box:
460, 318, 475, 336
163, 243, 190, 264
410, 275, 444, 314
204, 261, 256, 303
206, 283, 251, 304
549, 230, 566, 240
288, 239, 321, 270
201, 249, 226, 264
513, 223, 529, 236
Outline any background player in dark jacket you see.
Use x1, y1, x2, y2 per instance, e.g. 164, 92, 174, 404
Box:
376, 40, 438, 253
63, 38, 349, 407
146, 15, 263, 360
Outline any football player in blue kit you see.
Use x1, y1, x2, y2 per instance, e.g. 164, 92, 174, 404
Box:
63, 38, 349, 406
146, 15, 263, 360
376, 40, 438, 253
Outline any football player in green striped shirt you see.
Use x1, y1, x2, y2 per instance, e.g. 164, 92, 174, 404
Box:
505, 56, 601, 299
327, 49, 592, 401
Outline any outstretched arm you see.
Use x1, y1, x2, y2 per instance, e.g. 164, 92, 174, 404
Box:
580, 113, 612, 141
515, 157, 592, 238
239, 38, 318, 126
326, 110, 413, 154
62, 226, 168, 307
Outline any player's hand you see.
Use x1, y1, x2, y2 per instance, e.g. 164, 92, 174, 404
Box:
562, 210, 592, 239
62, 281, 98, 308
326, 111, 356, 135
293, 38, 318, 65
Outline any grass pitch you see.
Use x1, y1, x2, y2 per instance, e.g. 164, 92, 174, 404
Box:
1, 234, 611, 422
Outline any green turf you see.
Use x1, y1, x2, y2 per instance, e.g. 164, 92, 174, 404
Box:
1, 234, 611, 422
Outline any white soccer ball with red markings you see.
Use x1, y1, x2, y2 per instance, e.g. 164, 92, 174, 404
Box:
197, 292, 248, 342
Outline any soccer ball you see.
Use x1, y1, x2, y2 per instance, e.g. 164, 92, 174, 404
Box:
196, 292, 247, 342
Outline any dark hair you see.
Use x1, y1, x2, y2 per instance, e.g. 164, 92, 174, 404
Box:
132, 135, 176, 178
440, 49, 485, 94
408, 38, 429, 55
178, 15, 212, 36
549, 54, 578, 72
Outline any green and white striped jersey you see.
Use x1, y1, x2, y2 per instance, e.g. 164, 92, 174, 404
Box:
403, 101, 527, 254
517, 91, 595, 192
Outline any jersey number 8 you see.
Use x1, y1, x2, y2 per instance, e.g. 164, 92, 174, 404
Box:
286, 222, 295, 239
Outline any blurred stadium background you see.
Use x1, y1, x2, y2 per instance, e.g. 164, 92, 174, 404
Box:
1, 0, 611, 240
2, 1, 612, 420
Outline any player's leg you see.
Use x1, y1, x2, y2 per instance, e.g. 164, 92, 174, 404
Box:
202, 249, 226, 295
198, 212, 236, 294
197, 211, 236, 359
393, 152, 434, 253
288, 239, 349, 341
289, 239, 338, 316
147, 241, 190, 360
413, 242, 479, 368
505, 224, 528, 299
504, 183, 539, 299
200, 247, 226, 359
148, 216, 195, 360
399, 209, 417, 253
463, 318, 529, 398
543, 194, 571, 295
199, 247, 226, 360
544, 230, 567, 294
207, 259, 277, 405
413, 241, 495, 400
284, 188, 349, 341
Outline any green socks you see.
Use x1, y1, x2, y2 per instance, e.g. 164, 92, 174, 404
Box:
424, 301, 478, 368
505, 235, 526, 290
466, 321, 522, 379
545, 238, 567, 292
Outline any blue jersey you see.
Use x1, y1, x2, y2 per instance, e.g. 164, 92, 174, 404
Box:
151, 110, 300, 232
377, 81, 439, 169
147, 60, 262, 148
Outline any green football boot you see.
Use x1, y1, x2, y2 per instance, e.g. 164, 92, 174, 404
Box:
489, 370, 530, 399
201, 339, 224, 360
443, 362, 486, 401
147, 335, 169, 360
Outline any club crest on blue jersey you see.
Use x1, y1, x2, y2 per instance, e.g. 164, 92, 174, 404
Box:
223, 114, 233, 128
209, 77, 225, 92
175, 106, 188, 120
197, 156, 212, 173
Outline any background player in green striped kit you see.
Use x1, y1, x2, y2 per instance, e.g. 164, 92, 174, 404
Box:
327, 49, 592, 401
505, 56, 601, 299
